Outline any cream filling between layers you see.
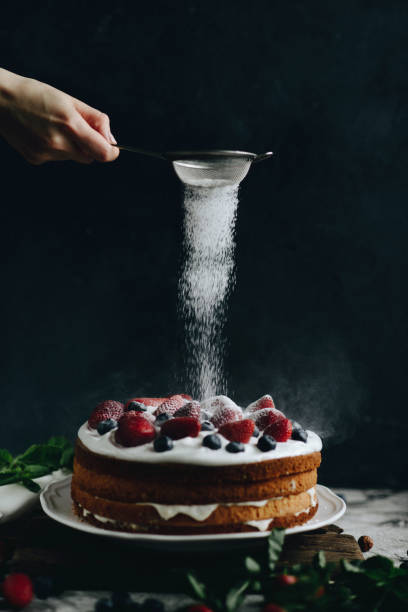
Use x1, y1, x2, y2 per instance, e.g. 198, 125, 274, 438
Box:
245, 487, 317, 531
77, 488, 316, 524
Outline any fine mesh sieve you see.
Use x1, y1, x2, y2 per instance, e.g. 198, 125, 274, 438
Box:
113, 146, 273, 186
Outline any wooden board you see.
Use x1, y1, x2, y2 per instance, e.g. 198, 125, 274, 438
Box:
0, 506, 363, 591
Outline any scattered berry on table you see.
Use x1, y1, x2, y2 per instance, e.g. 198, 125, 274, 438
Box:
2, 573, 33, 608
202, 434, 222, 450
141, 597, 165, 611
154, 395, 187, 416
111, 590, 133, 608
155, 412, 171, 424
247, 394, 275, 413
174, 400, 201, 419
33, 575, 55, 599
358, 535, 374, 552
291, 421, 308, 442
95, 597, 114, 611
125, 401, 147, 413
253, 408, 285, 430
153, 435, 174, 452
262, 604, 286, 612
219, 419, 255, 443
276, 574, 297, 586
161, 417, 200, 440
97, 419, 118, 435
252, 426, 260, 437
225, 441, 245, 453
115, 413, 156, 447
185, 606, 214, 612
257, 434, 277, 452
264, 417, 292, 442
201, 420, 215, 431
88, 400, 124, 429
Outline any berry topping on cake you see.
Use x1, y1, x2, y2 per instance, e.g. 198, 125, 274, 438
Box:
88, 400, 124, 429
155, 412, 171, 424
174, 400, 201, 419
115, 413, 156, 447
247, 394, 275, 413
180, 393, 193, 400
225, 441, 245, 453
126, 397, 166, 409
161, 416, 201, 440
201, 420, 215, 431
291, 421, 308, 442
252, 426, 260, 437
2, 573, 33, 609
124, 401, 147, 412
257, 434, 277, 452
209, 397, 243, 427
218, 419, 255, 443
253, 407, 285, 430
202, 434, 222, 450
97, 419, 118, 435
264, 416, 293, 442
153, 435, 174, 452
154, 394, 187, 416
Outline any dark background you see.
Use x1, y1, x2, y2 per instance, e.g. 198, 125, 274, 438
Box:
0, 1, 407, 487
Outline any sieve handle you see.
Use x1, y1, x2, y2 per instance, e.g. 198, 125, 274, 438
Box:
112, 144, 166, 160
253, 151, 274, 163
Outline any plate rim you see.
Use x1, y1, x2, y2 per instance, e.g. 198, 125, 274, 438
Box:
40, 476, 346, 543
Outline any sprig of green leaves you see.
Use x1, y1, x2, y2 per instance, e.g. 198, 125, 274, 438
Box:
0, 436, 73, 492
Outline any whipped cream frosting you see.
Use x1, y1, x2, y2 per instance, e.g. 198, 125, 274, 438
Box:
78, 416, 322, 467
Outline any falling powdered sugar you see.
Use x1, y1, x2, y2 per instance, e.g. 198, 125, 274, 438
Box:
179, 185, 239, 399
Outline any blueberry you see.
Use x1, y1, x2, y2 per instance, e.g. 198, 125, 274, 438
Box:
153, 435, 174, 452
400, 560, 408, 570
201, 420, 215, 431
97, 419, 118, 435
202, 434, 222, 450
141, 598, 165, 612
155, 413, 171, 424
257, 435, 277, 452
252, 426, 260, 437
225, 441, 245, 453
111, 591, 133, 609
291, 421, 308, 443
95, 598, 114, 611
33, 575, 54, 600
125, 401, 147, 412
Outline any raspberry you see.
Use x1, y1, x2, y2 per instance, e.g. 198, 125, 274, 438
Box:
88, 400, 124, 429
264, 416, 292, 442
174, 401, 201, 419
2, 573, 33, 608
154, 394, 187, 416
276, 574, 297, 586
219, 419, 255, 443
115, 413, 156, 447
161, 417, 201, 440
247, 394, 276, 414
125, 397, 167, 409
253, 408, 285, 430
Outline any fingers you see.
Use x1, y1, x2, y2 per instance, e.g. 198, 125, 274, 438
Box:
68, 113, 119, 163
72, 98, 117, 144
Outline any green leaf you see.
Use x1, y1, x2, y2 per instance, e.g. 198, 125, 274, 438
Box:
0, 472, 20, 486
225, 579, 250, 612
268, 528, 285, 573
314, 550, 326, 569
23, 464, 51, 479
0, 448, 13, 468
341, 559, 362, 573
48, 436, 70, 449
15, 444, 61, 468
60, 447, 74, 469
21, 478, 41, 493
245, 556, 261, 574
186, 572, 206, 601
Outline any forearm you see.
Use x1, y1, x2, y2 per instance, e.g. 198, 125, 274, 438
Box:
0, 68, 24, 113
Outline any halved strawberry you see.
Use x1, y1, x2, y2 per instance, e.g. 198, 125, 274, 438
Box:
161, 417, 201, 440
154, 394, 187, 416
247, 394, 276, 414
253, 408, 285, 430
115, 413, 156, 447
174, 401, 201, 419
125, 397, 167, 409
180, 393, 193, 400
219, 419, 255, 443
264, 417, 292, 442
88, 400, 124, 429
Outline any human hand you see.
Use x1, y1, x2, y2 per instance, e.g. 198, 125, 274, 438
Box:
0, 68, 119, 165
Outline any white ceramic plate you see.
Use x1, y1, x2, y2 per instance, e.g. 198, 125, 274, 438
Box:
40, 476, 346, 549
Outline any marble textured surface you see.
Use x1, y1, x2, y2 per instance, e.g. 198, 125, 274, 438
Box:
14, 489, 408, 611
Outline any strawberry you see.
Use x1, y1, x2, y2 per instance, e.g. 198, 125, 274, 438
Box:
180, 393, 193, 400
161, 417, 201, 440
262, 605, 286, 612
247, 394, 276, 413
115, 413, 156, 447
125, 397, 167, 409
174, 400, 201, 419
185, 606, 214, 612
154, 394, 187, 416
219, 419, 255, 443
211, 404, 243, 428
88, 400, 124, 429
2, 573, 33, 608
276, 574, 298, 586
264, 416, 292, 442
253, 408, 285, 430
